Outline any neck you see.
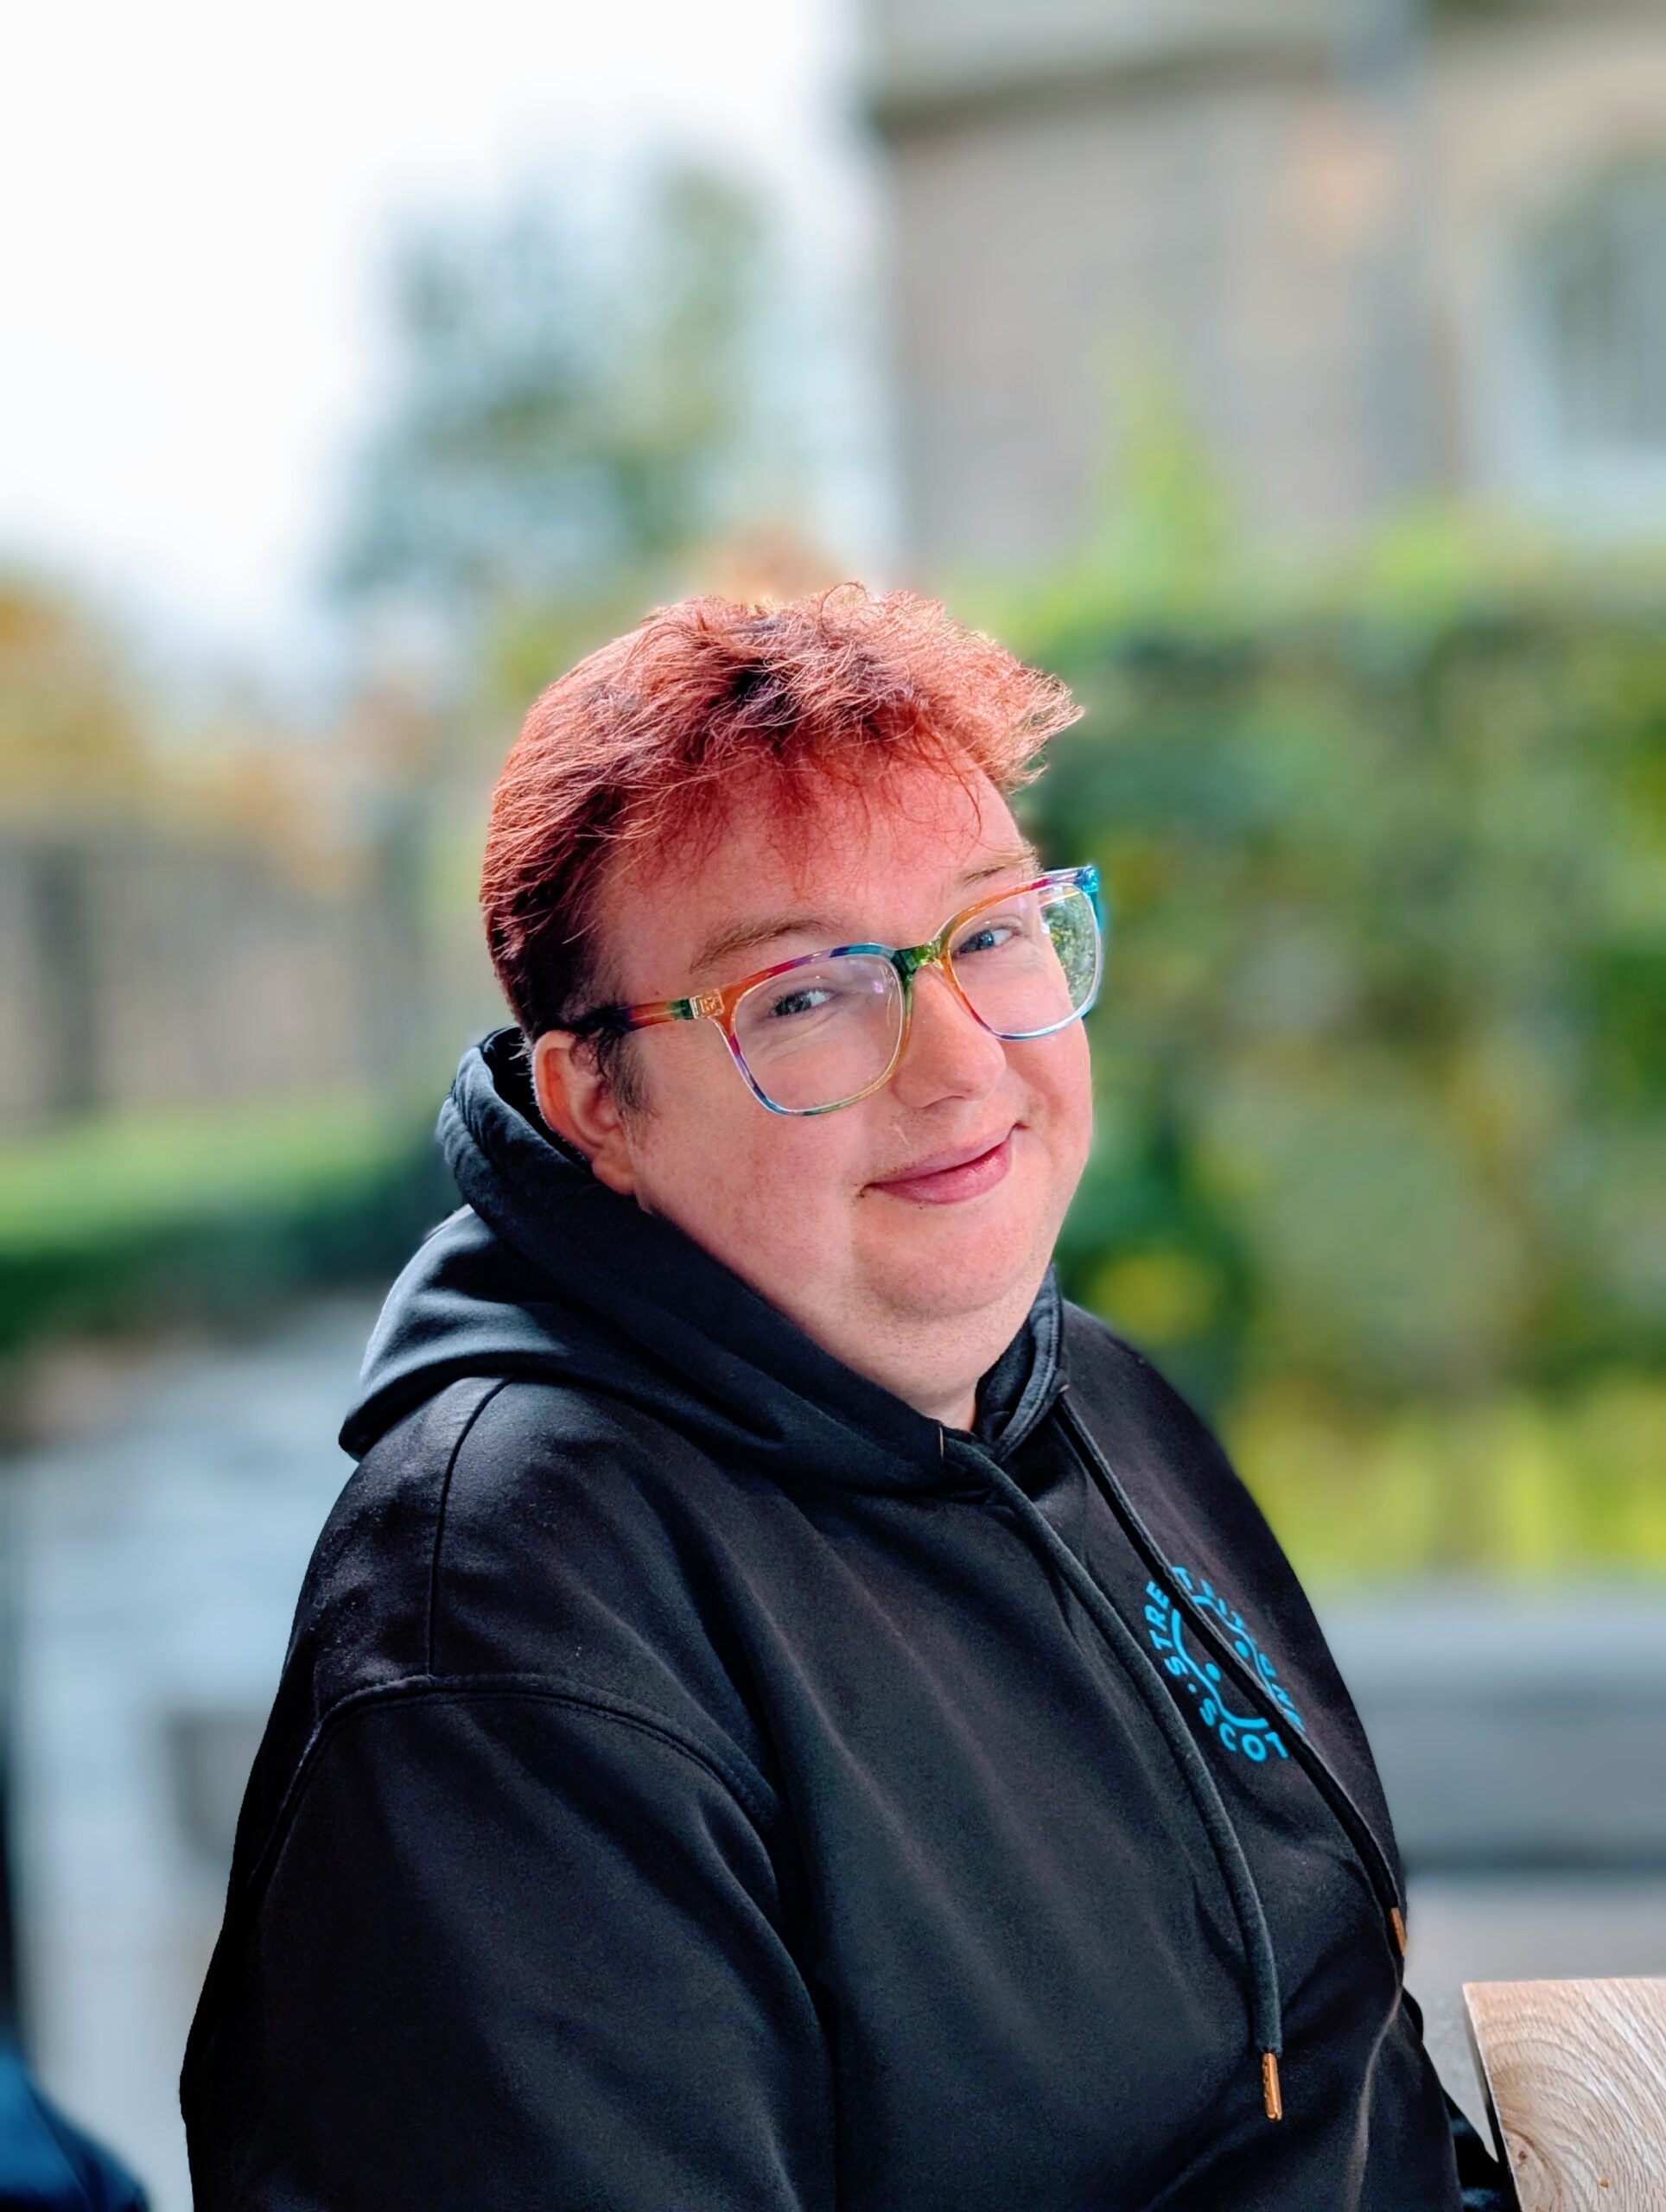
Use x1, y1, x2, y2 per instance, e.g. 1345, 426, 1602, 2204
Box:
901, 1377, 980, 1433
810, 1280, 1041, 1438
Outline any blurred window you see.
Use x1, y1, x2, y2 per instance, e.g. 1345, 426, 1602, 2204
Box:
1511, 162, 1666, 517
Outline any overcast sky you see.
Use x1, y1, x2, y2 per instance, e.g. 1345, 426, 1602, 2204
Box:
0, 0, 874, 680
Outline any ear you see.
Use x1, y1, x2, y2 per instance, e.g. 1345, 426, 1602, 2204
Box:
531, 1029, 638, 1198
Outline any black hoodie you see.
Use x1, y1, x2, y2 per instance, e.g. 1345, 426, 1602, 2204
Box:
182, 1030, 1506, 2210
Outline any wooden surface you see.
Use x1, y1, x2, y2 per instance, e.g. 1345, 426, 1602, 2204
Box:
1464, 1978, 1666, 2210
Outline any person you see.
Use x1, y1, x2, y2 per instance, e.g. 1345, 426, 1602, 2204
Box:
181, 587, 1506, 2209
0, 2037, 148, 2210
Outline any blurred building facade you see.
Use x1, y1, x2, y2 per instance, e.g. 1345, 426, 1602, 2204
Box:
0, 580, 490, 1132
866, 0, 1666, 565
0, 825, 423, 1129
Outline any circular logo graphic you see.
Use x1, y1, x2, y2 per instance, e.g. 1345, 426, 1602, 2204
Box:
1143, 1566, 1306, 1764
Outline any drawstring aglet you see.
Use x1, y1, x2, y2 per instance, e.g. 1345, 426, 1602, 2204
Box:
1389, 1905, 1408, 1956
1261, 2050, 1283, 2121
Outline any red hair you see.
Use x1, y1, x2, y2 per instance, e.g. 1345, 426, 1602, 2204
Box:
481, 584, 1082, 1062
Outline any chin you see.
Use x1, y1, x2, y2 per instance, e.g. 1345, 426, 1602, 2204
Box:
871, 1211, 1048, 1326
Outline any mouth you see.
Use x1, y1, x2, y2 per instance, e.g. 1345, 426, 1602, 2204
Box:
866, 1128, 1016, 1207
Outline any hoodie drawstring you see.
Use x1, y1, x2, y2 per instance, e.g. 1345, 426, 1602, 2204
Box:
963, 1443, 1288, 2122
1054, 1398, 1412, 1970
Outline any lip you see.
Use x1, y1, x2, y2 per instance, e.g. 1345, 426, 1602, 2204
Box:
867, 1128, 1016, 1205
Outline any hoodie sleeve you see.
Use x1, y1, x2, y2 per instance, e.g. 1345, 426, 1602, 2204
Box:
183, 1682, 836, 2212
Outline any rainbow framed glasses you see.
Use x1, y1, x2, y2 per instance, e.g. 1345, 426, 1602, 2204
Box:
564, 863, 1105, 1116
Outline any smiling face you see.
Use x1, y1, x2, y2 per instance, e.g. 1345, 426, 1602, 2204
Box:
531, 756, 1095, 1429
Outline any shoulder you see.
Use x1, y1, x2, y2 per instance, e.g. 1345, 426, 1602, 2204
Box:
1056, 1300, 1279, 1542
1058, 1301, 1224, 1461
301, 1376, 722, 1683
431, 1376, 749, 1675
281, 1371, 772, 1783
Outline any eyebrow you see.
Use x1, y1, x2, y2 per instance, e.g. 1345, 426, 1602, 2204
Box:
688, 843, 1043, 980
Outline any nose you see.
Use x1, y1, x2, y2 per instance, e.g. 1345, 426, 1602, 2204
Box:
888, 958, 1008, 1107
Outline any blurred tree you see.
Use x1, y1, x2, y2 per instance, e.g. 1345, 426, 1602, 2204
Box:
328, 157, 832, 1079
0, 581, 154, 817
334, 162, 790, 655
1013, 556, 1666, 1430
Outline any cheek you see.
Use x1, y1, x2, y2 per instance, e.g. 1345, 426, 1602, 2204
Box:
1065, 1035, 1096, 1150
636, 1070, 862, 1266
1019, 1028, 1094, 1154
728, 1121, 868, 1250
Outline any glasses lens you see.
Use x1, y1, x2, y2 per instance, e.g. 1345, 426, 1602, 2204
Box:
732, 953, 904, 1112
948, 880, 1102, 1039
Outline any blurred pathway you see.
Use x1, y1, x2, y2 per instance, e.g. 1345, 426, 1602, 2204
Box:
5, 1300, 374, 2212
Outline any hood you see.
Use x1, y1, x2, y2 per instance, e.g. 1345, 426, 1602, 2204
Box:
341, 1027, 1063, 1488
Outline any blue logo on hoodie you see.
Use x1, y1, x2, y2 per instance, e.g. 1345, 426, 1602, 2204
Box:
1143, 1567, 1306, 1763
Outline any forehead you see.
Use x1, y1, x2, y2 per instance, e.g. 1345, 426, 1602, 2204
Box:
596, 757, 1027, 987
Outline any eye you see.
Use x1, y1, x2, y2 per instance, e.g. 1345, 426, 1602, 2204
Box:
954, 915, 1022, 959
763, 982, 837, 1020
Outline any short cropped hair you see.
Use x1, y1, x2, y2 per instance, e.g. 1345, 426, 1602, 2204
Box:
481, 584, 1081, 1104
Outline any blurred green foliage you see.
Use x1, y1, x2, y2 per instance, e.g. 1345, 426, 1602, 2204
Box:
0, 1096, 450, 1373
1233, 1375, 1666, 1585
995, 512, 1665, 1580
